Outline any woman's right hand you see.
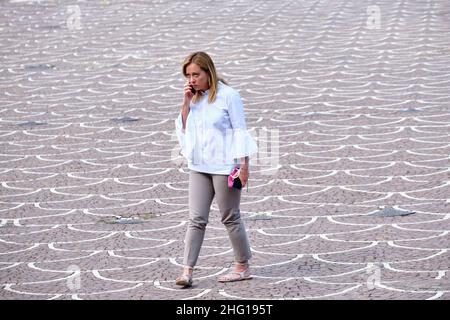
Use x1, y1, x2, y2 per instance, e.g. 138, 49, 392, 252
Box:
183, 81, 194, 106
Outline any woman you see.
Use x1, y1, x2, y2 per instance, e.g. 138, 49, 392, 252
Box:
175, 52, 258, 287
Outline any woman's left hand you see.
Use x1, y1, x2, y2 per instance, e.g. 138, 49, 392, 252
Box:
239, 166, 249, 188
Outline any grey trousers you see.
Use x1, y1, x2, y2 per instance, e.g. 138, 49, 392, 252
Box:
183, 170, 252, 267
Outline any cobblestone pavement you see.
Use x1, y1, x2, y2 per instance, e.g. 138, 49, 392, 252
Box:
1, 0, 449, 300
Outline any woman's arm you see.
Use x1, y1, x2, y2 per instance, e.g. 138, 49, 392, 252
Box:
181, 81, 194, 130
240, 156, 249, 187
180, 103, 190, 130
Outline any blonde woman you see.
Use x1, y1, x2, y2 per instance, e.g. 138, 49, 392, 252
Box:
175, 52, 258, 287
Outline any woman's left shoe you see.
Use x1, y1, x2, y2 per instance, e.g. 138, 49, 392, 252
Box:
217, 267, 252, 282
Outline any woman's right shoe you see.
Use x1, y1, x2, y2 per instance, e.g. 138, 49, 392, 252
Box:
175, 274, 193, 287
175, 266, 193, 287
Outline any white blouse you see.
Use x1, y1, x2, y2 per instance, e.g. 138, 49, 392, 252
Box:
175, 82, 258, 175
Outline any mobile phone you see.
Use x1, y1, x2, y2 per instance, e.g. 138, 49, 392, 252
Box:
190, 86, 196, 94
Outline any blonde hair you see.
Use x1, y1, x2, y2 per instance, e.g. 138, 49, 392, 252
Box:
182, 52, 227, 104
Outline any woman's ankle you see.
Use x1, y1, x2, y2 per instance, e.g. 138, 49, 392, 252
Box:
183, 266, 194, 276
235, 261, 249, 271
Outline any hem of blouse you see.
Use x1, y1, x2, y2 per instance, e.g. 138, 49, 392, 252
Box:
188, 163, 235, 175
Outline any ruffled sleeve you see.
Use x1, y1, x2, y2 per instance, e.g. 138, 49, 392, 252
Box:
229, 128, 258, 159
175, 112, 195, 160
227, 90, 258, 159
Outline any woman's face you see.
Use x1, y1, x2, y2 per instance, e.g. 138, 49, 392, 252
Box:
185, 63, 210, 92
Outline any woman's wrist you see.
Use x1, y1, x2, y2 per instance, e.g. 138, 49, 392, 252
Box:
240, 157, 249, 168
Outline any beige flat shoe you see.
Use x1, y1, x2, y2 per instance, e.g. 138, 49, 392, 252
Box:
218, 267, 252, 282
175, 274, 193, 287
